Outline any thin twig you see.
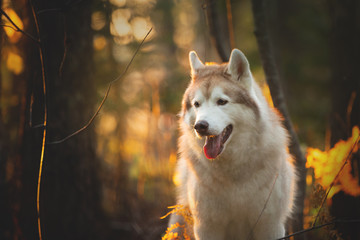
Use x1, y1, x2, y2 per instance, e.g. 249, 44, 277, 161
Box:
58, 14, 67, 78
0, 8, 40, 44
29, 92, 34, 127
276, 219, 360, 240
29, 92, 46, 129
32, 124, 45, 129
47, 27, 153, 145
312, 134, 360, 227
30, 2, 47, 240
346, 92, 356, 132
0, 24, 18, 31
246, 173, 279, 240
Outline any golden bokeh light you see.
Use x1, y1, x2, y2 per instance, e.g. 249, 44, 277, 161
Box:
97, 114, 117, 135
91, 11, 106, 31
111, 9, 132, 37
109, 0, 126, 7
121, 71, 144, 104
6, 51, 23, 75
144, 67, 166, 86
172, 1, 197, 50
126, 108, 150, 139
172, 171, 181, 187
131, 17, 152, 41
112, 45, 132, 62
93, 35, 107, 50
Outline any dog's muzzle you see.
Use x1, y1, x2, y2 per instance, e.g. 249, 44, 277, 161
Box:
194, 120, 209, 136
194, 121, 233, 159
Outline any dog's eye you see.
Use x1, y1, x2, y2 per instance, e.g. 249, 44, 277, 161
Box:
217, 99, 228, 106
194, 101, 200, 108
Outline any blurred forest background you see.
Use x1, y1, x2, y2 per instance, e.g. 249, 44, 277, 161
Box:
0, 0, 359, 239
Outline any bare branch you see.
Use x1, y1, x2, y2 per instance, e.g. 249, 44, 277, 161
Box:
29, 1, 47, 240
0, 24, 18, 31
58, 15, 67, 78
47, 27, 153, 145
0, 8, 40, 44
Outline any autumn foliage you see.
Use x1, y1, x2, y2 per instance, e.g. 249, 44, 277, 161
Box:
306, 126, 360, 198
161, 205, 193, 240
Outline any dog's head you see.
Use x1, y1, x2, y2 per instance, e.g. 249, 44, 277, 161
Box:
180, 49, 260, 160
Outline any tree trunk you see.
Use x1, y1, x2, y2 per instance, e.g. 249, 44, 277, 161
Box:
328, 0, 360, 239
204, 0, 231, 61
0, 1, 13, 238
251, 0, 306, 239
1, 1, 36, 238
1, 1, 106, 239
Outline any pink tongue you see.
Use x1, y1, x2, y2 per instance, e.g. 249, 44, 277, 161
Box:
203, 135, 222, 159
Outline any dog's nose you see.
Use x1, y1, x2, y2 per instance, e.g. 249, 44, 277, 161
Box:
194, 120, 209, 135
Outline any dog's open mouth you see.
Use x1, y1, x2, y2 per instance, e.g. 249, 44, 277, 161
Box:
203, 125, 233, 159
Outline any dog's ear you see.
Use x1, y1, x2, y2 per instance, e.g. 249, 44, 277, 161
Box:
189, 51, 204, 77
227, 49, 252, 88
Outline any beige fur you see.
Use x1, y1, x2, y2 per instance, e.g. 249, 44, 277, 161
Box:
169, 49, 296, 240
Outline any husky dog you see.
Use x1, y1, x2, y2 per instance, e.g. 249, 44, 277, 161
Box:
168, 49, 296, 240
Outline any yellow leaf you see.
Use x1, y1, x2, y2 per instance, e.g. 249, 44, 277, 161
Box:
306, 126, 360, 197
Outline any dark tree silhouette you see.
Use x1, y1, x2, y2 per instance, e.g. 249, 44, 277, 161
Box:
328, 0, 360, 239
0, 1, 107, 239
203, 0, 231, 61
